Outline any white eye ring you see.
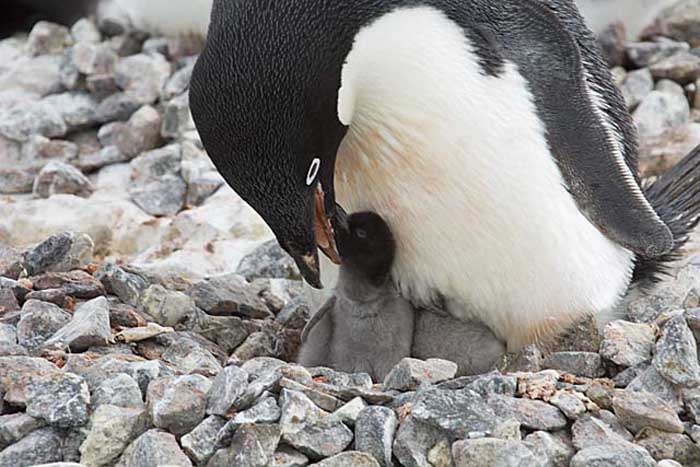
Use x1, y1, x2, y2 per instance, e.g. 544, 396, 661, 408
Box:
306, 158, 321, 186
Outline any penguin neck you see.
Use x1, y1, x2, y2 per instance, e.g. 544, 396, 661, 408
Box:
336, 266, 394, 305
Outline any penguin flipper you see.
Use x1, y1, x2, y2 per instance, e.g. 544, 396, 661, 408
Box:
300, 296, 336, 344
492, 0, 673, 258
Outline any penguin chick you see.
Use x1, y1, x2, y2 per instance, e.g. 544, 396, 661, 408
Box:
412, 309, 506, 376
298, 211, 414, 382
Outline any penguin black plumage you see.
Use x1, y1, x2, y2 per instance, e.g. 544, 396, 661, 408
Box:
190, 0, 700, 351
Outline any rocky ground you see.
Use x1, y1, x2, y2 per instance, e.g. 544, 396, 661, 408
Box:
2, 3, 700, 467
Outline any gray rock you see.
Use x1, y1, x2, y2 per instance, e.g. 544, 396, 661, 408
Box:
207, 424, 281, 467
634, 90, 690, 140
279, 389, 329, 435
30, 270, 105, 300
66, 355, 137, 389
95, 263, 147, 306
217, 397, 281, 447
600, 320, 656, 367
626, 40, 691, 68
310, 452, 380, 467
542, 352, 604, 378
488, 395, 567, 432
79, 405, 146, 467
33, 161, 93, 198
549, 390, 587, 420
283, 419, 353, 460
393, 415, 448, 467
95, 91, 144, 122
91, 373, 144, 409
279, 377, 344, 412
42, 93, 99, 131
653, 314, 700, 387
116, 429, 192, 467
0, 167, 34, 194
635, 428, 700, 465
188, 273, 272, 319
0, 55, 63, 97
571, 414, 632, 450
77, 146, 127, 172
656, 79, 686, 96
383, 358, 458, 391
627, 366, 683, 412
0, 101, 67, 142
23, 232, 94, 275
181, 416, 227, 466
0, 324, 16, 345
273, 298, 310, 330
71, 42, 117, 75
612, 390, 684, 434
109, 106, 163, 159
355, 406, 397, 467
0, 356, 59, 405
0, 427, 64, 467
22, 134, 78, 161
162, 63, 195, 101
27, 21, 72, 56
620, 68, 654, 110
0, 413, 46, 449
130, 176, 186, 216
570, 443, 655, 467
26, 371, 90, 427
410, 388, 497, 438
17, 299, 71, 353
452, 438, 538, 467
114, 54, 171, 104
71, 18, 101, 44
161, 337, 223, 376
650, 51, 700, 84
44, 296, 111, 352
189, 314, 250, 354
138, 284, 196, 327
269, 446, 310, 467
523, 431, 574, 467
146, 374, 211, 435
687, 308, 700, 342
237, 240, 300, 281
186, 175, 225, 206
206, 365, 249, 417
232, 331, 277, 362
162, 92, 195, 139
596, 22, 626, 67
329, 397, 368, 427
463, 372, 518, 398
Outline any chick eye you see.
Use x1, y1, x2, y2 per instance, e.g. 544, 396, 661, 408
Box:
355, 229, 367, 239
306, 158, 321, 186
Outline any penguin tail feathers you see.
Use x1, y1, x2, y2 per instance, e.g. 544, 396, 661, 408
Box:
633, 144, 700, 285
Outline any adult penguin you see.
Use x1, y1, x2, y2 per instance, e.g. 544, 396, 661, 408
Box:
190, 0, 700, 351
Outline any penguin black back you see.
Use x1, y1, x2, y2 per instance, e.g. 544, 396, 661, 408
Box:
337, 211, 396, 288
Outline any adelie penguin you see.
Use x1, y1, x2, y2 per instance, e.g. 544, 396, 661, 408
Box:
190, 0, 700, 352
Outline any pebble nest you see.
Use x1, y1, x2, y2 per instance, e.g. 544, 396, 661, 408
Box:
2, 4, 700, 467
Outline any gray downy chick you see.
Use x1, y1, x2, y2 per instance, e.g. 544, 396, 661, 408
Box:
412, 304, 507, 376
298, 211, 414, 382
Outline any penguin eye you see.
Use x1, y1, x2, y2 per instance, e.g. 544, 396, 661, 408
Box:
355, 229, 367, 239
306, 158, 321, 186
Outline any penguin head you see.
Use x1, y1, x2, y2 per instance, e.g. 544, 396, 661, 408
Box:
190, 0, 372, 288
337, 211, 396, 287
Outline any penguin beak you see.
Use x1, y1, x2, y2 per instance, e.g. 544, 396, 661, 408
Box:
314, 185, 342, 265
